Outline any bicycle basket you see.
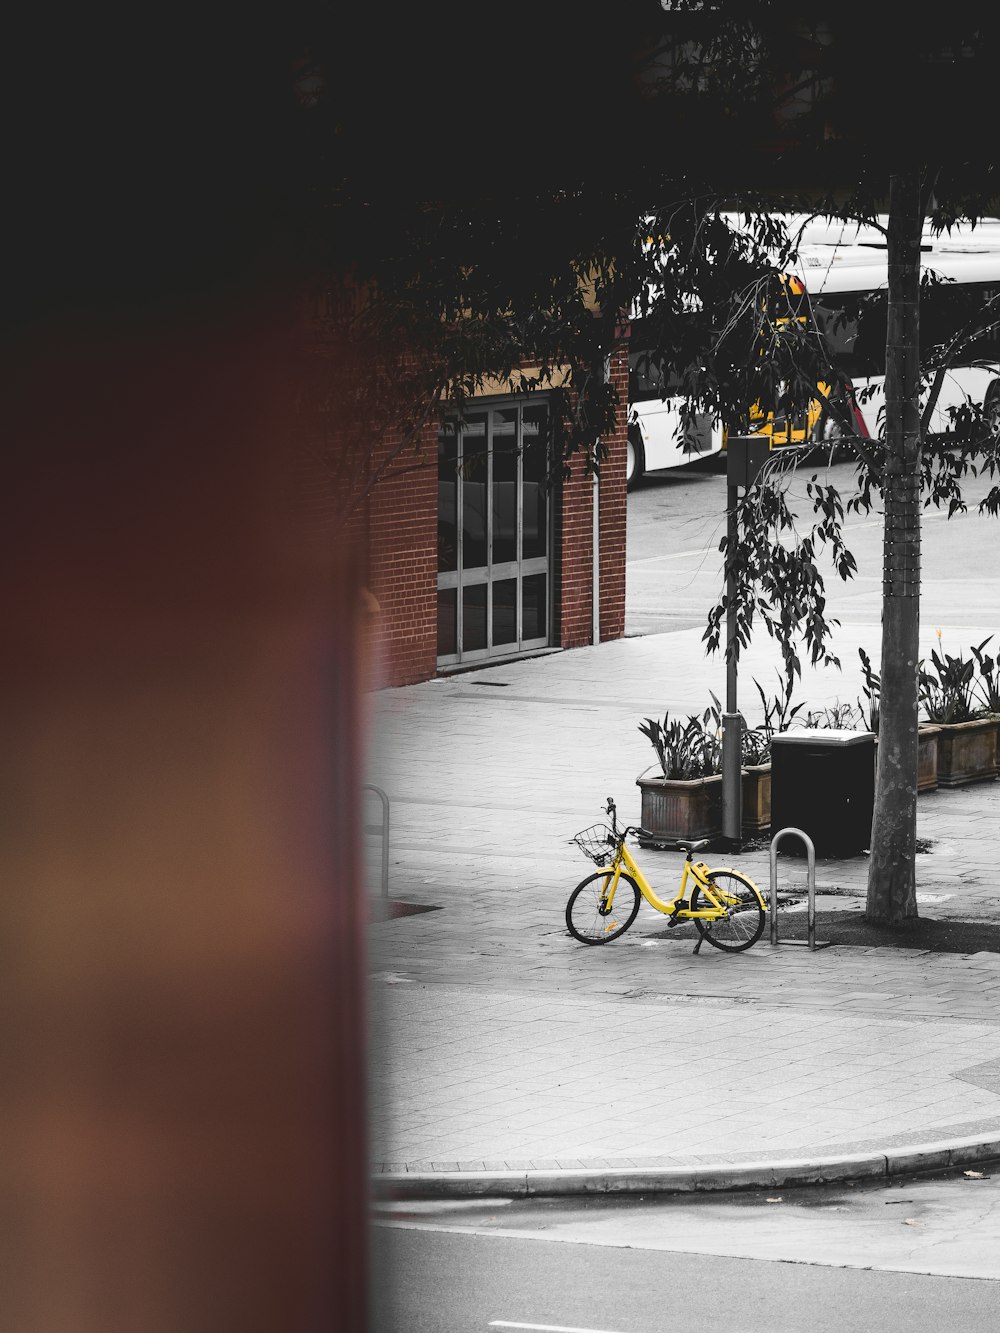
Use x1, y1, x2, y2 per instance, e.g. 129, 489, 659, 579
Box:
572, 824, 617, 867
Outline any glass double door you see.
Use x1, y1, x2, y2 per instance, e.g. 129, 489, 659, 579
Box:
437, 400, 551, 666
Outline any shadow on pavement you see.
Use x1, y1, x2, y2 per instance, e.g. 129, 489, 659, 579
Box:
770, 909, 1000, 954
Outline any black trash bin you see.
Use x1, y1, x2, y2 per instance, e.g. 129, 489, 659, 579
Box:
770, 729, 875, 857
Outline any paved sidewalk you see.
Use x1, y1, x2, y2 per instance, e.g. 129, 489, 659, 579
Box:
366, 629, 1000, 1197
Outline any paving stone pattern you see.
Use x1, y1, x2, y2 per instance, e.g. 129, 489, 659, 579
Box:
366, 627, 1000, 1177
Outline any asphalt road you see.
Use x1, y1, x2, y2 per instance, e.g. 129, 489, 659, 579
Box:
625, 452, 1000, 640
373, 1167, 1000, 1331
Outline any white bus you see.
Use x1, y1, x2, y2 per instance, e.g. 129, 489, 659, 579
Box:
625, 215, 1000, 483
785, 214, 1000, 446
626, 356, 722, 490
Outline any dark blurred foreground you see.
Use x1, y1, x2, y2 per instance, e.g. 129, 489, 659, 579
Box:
3, 14, 367, 1331
2, 310, 367, 1332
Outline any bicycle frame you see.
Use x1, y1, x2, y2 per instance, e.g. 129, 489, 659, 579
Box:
605, 842, 761, 921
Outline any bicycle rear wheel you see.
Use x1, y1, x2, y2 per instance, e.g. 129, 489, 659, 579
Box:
691, 870, 765, 952
566, 871, 641, 944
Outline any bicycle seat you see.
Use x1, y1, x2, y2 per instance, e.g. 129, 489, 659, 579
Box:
677, 838, 711, 855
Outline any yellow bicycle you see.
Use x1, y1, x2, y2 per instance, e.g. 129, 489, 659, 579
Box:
566, 797, 767, 953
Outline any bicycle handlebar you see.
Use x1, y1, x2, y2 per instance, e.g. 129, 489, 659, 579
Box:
605, 797, 638, 843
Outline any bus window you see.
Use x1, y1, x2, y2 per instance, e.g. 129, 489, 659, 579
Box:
626, 340, 721, 488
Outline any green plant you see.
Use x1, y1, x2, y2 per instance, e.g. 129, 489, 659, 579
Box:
740, 728, 771, 766
738, 671, 806, 763
804, 700, 863, 729
706, 691, 770, 766
857, 647, 881, 733
918, 634, 982, 724
970, 636, 1000, 714
638, 704, 723, 780
752, 671, 806, 736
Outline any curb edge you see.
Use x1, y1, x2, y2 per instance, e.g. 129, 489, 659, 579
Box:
372, 1134, 1000, 1201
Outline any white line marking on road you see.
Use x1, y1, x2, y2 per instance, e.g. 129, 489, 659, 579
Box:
628, 546, 717, 565
490, 1323, 628, 1333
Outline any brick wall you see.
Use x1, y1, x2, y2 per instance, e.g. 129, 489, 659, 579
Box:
363, 418, 439, 689
601, 340, 629, 643
557, 339, 629, 648
365, 338, 629, 687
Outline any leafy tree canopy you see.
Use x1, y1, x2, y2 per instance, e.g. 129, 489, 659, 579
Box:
293, 2, 999, 513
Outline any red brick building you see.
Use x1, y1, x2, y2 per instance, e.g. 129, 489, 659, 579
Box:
361, 342, 630, 688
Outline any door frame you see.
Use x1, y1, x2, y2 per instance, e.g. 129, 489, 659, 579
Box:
436, 396, 553, 668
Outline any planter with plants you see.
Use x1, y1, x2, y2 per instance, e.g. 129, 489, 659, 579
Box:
918, 635, 998, 787
637, 679, 804, 844
857, 649, 940, 793
739, 728, 772, 837
636, 704, 724, 845
970, 636, 1000, 772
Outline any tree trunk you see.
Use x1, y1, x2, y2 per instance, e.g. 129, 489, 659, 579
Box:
865, 172, 925, 924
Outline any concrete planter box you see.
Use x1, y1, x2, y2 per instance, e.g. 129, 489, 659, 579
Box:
636, 770, 723, 844
932, 716, 999, 787
741, 763, 771, 835
873, 725, 941, 793
917, 725, 941, 792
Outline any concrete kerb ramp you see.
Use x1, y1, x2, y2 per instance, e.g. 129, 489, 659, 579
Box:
374, 1132, 1000, 1201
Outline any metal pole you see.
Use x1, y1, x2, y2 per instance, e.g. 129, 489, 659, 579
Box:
362, 784, 390, 898
721, 478, 742, 848
592, 351, 610, 647
769, 827, 828, 949
592, 465, 600, 645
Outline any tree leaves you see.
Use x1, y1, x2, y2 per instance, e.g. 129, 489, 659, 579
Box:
705, 451, 849, 679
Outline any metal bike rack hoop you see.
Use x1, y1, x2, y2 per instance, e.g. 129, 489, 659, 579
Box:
769, 826, 830, 950
362, 784, 390, 898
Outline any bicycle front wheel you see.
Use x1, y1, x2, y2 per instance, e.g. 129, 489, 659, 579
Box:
691, 870, 765, 952
566, 871, 641, 945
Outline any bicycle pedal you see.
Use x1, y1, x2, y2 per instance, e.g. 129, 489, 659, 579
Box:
666, 911, 686, 928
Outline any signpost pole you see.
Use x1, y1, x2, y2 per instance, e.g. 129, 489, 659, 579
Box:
721, 436, 771, 850
721, 471, 743, 848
